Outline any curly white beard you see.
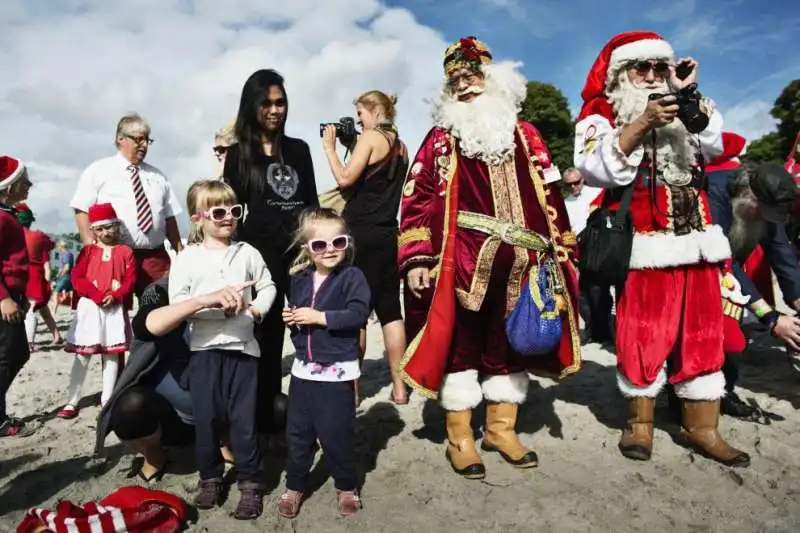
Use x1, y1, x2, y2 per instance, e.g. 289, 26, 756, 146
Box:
607, 69, 698, 185
729, 196, 767, 258
431, 62, 527, 165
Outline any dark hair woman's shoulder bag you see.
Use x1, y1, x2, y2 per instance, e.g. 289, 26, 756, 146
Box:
577, 184, 635, 287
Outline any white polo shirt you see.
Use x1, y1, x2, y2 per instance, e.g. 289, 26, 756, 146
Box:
70, 153, 183, 250
563, 185, 602, 235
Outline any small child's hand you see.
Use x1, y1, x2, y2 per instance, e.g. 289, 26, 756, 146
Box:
101, 294, 115, 307
0, 297, 20, 322
282, 307, 296, 326
292, 307, 326, 326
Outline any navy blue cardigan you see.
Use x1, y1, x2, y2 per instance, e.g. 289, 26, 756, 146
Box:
288, 265, 371, 364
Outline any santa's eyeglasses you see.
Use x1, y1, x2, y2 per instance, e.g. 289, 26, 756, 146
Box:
629, 60, 670, 76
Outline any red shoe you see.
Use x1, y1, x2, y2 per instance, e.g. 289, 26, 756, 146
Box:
58, 405, 79, 419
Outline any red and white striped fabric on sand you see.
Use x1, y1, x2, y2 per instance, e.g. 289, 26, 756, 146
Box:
16, 486, 185, 533
127, 165, 154, 233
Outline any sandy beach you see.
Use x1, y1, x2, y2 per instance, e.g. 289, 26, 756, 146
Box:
1, 309, 799, 533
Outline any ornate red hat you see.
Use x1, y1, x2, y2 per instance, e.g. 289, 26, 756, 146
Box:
577, 31, 675, 123
88, 202, 119, 228
0, 155, 27, 191
443, 36, 493, 76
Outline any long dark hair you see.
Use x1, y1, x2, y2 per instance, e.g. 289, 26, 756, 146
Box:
233, 69, 288, 195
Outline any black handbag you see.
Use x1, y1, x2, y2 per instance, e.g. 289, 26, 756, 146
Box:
577, 184, 635, 287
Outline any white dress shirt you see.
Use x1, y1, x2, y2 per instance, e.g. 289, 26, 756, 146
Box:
70, 153, 183, 249
563, 185, 602, 235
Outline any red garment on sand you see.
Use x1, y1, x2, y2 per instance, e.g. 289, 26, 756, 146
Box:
16, 485, 186, 533
23, 228, 55, 310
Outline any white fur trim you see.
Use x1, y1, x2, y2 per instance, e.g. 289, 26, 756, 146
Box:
440, 370, 483, 411
629, 225, 731, 269
721, 273, 750, 305
609, 39, 674, 67
617, 367, 667, 398
90, 218, 118, 228
481, 372, 529, 404
674, 371, 726, 401
0, 162, 25, 190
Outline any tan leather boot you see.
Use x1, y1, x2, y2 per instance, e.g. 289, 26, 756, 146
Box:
618, 397, 655, 461
445, 410, 485, 479
681, 400, 750, 467
480, 403, 538, 468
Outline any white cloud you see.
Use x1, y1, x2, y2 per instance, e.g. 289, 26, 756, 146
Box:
722, 99, 778, 144
0, 0, 449, 233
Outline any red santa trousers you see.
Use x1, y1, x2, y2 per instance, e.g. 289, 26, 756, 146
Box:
616, 263, 725, 398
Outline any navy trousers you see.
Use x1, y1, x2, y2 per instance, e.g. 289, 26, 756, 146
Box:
188, 349, 263, 485
285, 376, 357, 492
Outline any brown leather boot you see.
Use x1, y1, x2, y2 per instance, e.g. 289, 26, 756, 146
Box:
445, 410, 485, 479
681, 400, 750, 467
619, 397, 655, 461
480, 403, 538, 468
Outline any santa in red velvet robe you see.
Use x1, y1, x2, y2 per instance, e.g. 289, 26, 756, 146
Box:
574, 31, 749, 466
398, 36, 582, 479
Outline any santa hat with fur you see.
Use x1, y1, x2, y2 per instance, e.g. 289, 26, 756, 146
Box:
577, 31, 675, 123
0, 155, 27, 191
88, 202, 119, 228
706, 132, 747, 173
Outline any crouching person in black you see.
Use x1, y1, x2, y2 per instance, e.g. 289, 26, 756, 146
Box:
94, 278, 288, 481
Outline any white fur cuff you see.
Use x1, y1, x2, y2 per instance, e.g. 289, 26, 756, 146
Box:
481, 372, 529, 404
629, 225, 731, 269
617, 367, 667, 398
440, 370, 483, 411
674, 371, 726, 401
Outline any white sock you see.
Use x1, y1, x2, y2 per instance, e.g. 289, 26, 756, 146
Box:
66, 355, 91, 407
24, 301, 37, 343
101, 354, 120, 406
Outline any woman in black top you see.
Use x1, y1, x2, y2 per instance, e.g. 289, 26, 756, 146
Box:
224, 69, 318, 433
322, 90, 410, 404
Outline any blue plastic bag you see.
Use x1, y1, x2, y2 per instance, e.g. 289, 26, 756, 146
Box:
505, 260, 563, 356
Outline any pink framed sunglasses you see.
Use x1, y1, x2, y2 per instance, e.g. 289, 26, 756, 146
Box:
191, 204, 243, 222
304, 235, 350, 254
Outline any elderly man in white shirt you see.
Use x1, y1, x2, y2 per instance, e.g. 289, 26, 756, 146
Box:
71, 113, 184, 297
562, 167, 602, 234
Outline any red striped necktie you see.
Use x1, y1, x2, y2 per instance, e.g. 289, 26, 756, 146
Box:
127, 164, 154, 233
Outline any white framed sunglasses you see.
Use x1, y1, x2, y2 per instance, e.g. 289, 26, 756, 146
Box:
304, 235, 350, 254
194, 204, 244, 222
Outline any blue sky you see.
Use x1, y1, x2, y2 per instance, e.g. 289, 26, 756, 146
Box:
388, 0, 799, 140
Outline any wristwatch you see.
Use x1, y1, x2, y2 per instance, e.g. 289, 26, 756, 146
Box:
761, 310, 781, 334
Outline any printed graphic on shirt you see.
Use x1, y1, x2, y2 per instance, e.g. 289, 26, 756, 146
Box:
266, 162, 299, 200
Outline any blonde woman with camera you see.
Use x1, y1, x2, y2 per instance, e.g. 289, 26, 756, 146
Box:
321, 90, 410, 404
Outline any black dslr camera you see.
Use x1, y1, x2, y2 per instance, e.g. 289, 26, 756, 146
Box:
319, 117, 358, 147
647, 62, 708, 134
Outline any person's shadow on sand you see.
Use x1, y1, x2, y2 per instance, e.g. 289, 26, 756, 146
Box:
301, 402, 405, 499
0, 443, 127, 516
732, 326, 800, 411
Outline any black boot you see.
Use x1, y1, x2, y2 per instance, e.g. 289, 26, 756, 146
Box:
721, 391, 757, 419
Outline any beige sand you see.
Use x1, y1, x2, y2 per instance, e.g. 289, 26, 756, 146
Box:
1, 310, 799, 533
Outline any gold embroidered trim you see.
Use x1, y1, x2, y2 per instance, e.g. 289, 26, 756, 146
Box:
398, 132, 457, 400
456, 237, 501, 311
723, 300, 743, 321
562, 231, 577, 246
398, 227, 432, 248
517, 125, 581, 379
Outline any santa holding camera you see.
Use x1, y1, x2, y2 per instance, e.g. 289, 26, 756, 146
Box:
574, 31, 749, 467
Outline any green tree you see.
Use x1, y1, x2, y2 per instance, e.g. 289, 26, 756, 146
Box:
743, 79, 800, 163
518, 82, 574, 172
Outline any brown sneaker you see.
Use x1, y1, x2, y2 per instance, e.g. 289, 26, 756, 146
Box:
336, 490, 361, 516
233, 487, 263, 520
278, 490, 304, 519
194, 479, 223, 509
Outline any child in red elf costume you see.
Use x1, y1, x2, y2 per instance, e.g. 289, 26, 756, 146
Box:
61, 203, 136, 418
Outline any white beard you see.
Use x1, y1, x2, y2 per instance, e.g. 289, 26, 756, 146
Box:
431, 62, 527, 165
730, 196, 766, 258
607, 71, 698, 186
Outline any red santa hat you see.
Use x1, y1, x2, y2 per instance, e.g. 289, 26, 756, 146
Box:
706, 132, 747, 173
577, 31, 675, 123
0, 155, 27, 191
88, 202, 119, 228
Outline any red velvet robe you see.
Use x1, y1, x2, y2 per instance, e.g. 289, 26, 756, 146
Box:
398, 121, 582, 398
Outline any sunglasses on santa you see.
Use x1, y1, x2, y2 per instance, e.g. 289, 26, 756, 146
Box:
194, 204, 243, 222
630, 60, 670, 76
304, 235, 350, 254
213, 145, 228, 155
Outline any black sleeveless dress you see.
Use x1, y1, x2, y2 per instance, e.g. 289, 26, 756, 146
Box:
342, 133, 408, 325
